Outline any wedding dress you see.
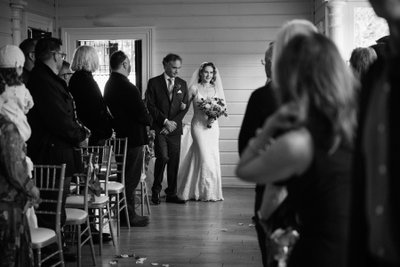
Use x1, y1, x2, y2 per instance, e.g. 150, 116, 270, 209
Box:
177, 83, 224, 201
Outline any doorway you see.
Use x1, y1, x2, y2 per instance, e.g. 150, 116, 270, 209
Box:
77, 39, 141, 95
62, 27, 153, 97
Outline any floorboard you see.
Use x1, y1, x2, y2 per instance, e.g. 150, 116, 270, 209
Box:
67, 188, 262, 267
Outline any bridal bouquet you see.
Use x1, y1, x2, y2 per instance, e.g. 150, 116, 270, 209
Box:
198, 97, 228, 128
270, 227, 300, 267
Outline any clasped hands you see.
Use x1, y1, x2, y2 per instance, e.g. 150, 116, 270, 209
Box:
160, 119, 177, 135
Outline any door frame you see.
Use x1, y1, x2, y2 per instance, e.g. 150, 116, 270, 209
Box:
61, 26, 154, 96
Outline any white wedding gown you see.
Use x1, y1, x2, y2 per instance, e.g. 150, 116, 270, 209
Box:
177, 84, 224, 201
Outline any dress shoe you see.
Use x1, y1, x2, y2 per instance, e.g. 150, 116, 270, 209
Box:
166, 195, 186, 204
151, 193, 161, 205
129, 214, 149, 227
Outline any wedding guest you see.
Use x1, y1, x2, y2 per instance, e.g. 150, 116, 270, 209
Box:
238, 42, 277, 267
0, 44, 40, 266
104, 50, 151, 226
58, 60, 73, 86
27, 37, 90, 230
145, 53, 189, 205
349, 1, 400, 266
370, 35, 389, 60
236, 33, 357, 267
69, 45, 113, 146
19, 38, 37, 85
349, 47, 377, 81
176, 62, 226, 201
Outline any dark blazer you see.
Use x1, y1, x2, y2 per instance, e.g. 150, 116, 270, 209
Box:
238, 81, 278, 155
104, 72, 151, 147
27, 61, 87, 177
69, 70, 113, 145
238, 81, 278, 212
349, 54, 400, 266
145, 74, 189, 135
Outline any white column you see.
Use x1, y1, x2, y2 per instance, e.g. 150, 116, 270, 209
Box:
10, 0, 27, 45
326, 0, 346, 53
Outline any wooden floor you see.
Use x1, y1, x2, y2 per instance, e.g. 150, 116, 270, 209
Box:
67, 188, 262, 267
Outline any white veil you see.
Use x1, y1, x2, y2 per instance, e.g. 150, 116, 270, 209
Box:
189, 62, 226, 105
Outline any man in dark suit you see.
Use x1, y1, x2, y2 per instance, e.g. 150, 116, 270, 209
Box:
145, 53, 189, 204
19, 38, 37, 85
238, 42, 278, 267
27, 37, 90, 234
349, 1, 400, 266
104, 50, 151, 226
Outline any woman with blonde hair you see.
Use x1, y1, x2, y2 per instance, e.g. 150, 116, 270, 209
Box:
69, 45, 113, 146
236, 33, 357, 267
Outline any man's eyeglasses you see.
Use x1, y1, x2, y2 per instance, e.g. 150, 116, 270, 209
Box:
51, 51, 67, 60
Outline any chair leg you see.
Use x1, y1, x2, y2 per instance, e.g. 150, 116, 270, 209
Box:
57, 230, 65, 267
122, 190, 130, 229
37, 249, 42, 267
141, 182, 145, 216
98, 208, 103, 255
86, 219, 97, 266
144, 182, 151, 215
107, 203, 117, 247
116, 193, 120, 237
77, 224, 82, 267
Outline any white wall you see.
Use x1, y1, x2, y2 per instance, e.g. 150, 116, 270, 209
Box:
0, 0, 55, 47
0, 0, 13, 47
58, 0, 313, 187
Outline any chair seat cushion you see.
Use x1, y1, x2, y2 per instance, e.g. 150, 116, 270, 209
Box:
31, 227, 56, 247
65, 196, 108, 208
66, 208, 88, 224
108, 181, 124, 193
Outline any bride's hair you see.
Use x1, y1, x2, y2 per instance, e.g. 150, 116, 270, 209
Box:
198, 62, 217, 85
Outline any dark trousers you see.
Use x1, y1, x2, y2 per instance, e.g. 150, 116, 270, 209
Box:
255, 184, 268, 267
152, 134, 181, 197
124, 145, 144, 211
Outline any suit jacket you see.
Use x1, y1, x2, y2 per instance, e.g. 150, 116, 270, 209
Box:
27, 62, 87, 176
145, 74, 189, 136
104, 72, 151, 147
69, 70, 113, 145
238, 81, 278, 213
348, 53, 400, 266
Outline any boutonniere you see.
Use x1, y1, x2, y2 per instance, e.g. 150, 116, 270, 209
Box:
174, 83, 181, 90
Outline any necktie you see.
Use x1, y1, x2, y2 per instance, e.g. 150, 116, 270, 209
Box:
168, 78, 174, 100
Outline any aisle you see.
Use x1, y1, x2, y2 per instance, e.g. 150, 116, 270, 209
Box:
69, 188, 262, 267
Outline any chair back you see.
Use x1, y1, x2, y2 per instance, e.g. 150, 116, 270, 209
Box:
73, 153, 94, 212
33, 164, 66, 234
106, 137, 128, 184
82, 145, 112, 196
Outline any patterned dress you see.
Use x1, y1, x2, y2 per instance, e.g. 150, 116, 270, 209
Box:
0, 115, 35, 267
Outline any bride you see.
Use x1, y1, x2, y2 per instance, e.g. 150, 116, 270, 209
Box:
176, 62, 225, 201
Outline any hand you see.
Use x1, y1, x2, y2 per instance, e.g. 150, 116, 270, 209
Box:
30, 186, 41, 208
160, 128, 169, 135
165, 120, 177, 132
180, 102, 187, 110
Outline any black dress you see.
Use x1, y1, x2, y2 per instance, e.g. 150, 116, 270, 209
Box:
286, 124, 353, 267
